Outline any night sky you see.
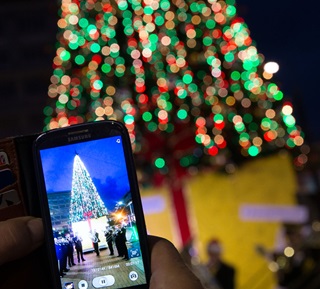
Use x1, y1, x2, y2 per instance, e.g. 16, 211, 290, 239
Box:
236, 0, 320, 143
39, 135, 130, 210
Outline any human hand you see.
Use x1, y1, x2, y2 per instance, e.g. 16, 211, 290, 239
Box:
0, 216, 44, 266
148, 235, 204, 289
0, 217, 203, 289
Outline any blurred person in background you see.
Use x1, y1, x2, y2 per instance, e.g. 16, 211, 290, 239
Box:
180, 238, 236, 289
205, 239, 236, 289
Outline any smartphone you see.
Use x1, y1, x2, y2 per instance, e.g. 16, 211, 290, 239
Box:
33, 120, 150, 289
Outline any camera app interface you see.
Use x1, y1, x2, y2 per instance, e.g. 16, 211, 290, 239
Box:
39, 136, 147, 289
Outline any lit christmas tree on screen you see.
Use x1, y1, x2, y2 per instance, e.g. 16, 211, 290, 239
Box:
69, 154, 108, 224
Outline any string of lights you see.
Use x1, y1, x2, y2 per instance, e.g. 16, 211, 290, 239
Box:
44, 0, 308, 178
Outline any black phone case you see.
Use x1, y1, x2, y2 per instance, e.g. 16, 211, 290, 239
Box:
0, 134, 53, 289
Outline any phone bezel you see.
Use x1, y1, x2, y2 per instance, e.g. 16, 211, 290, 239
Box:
33, 120, 150, 289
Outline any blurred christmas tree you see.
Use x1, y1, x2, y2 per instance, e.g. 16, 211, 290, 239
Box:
69, 154, 108, 224
45, 0, 308, 243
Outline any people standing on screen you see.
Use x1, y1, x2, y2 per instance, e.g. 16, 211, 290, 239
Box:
105, 228, 115, 256
91, 229, 100, 256
115, 225, 129, 260
73, 233, 86, 263
55, 236, 69, 276
66, 233, 76, 267
206, 239, 235, 289
55, 238, 64, 277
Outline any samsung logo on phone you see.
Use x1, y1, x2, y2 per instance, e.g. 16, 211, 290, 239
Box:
68, 133, 92, 142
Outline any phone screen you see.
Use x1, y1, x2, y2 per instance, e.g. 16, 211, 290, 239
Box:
38, 134, 148, 289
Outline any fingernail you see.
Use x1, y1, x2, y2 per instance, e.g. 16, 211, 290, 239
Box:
27, 218, 44, 245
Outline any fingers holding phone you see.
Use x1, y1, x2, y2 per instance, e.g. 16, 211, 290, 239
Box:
148, 236, 204, 289
0, 216, 44, 266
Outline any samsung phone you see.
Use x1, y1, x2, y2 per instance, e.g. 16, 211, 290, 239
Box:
33, 120, 150, 289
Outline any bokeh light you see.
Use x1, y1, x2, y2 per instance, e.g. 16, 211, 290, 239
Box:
45, 0, 307, 176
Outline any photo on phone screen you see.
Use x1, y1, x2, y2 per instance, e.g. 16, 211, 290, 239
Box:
35, 123, 149, 289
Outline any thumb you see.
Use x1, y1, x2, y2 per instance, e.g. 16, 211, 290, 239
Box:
0, 216, 44, 265
148, 235, 203, 289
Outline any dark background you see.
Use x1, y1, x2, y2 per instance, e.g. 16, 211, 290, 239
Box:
237, 0, 320, 144
0, 1, 57, 137
0, 0, 319, 146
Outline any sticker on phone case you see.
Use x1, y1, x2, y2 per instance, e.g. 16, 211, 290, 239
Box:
0, 189, 21, 209
0, 151, 9, 166
0, 168, 15, 190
